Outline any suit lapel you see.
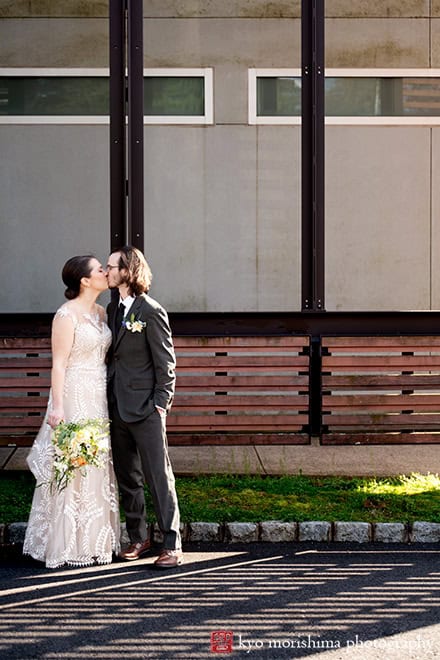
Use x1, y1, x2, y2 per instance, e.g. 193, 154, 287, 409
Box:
114, 296, 143, 349
108, 302, 119, 338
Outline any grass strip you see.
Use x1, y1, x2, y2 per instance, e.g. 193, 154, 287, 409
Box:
1, 472, 439, 525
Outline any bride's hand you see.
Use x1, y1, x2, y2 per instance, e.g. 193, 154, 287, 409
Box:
48, 408, 64, 429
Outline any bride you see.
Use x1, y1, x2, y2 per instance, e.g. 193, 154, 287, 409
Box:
23, 255, 120, 567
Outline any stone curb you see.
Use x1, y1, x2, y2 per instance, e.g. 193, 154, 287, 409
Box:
2, 521, 440, 555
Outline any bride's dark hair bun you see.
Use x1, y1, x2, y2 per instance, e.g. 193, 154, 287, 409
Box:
64, 287, 77, 300
62, 255, 95, 300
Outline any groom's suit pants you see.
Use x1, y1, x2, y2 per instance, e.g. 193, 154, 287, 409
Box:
110, 402, 181, 551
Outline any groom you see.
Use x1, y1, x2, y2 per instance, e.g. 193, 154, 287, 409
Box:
106, 245, 182, 568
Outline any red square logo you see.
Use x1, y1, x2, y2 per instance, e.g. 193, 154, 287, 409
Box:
211, 630, 234, 654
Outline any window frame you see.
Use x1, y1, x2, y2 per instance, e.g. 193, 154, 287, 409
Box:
143, 68, 213, 124
249, 68, 440, 125
0, 67, 213, 125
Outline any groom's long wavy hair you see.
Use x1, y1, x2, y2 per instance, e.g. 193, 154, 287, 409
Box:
117, 245, 153, 296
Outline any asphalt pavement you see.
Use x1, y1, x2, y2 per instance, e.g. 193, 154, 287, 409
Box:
1, 542, 440, 659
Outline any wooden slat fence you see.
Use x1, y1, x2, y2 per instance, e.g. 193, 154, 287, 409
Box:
0, 337, 51, 447
0, 335, 311, 449
167, 336, 310, 445
322, 336, 440, 444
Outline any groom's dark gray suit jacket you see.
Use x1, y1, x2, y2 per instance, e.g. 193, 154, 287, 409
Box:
107, 293, 176, 423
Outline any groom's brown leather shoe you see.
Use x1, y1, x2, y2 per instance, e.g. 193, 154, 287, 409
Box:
153, 549, 184, 569
119, 539, 151, 561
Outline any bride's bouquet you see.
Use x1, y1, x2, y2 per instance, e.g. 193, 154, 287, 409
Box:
50, 419, 110, 492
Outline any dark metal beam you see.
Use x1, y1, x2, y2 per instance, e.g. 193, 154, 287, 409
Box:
109, 0, 126, 250
301, 0, 325, 311
127, 0, 144, 249
167, 311, 440, 337
5, 312, 440, 338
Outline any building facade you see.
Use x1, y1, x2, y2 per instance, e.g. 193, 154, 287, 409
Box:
1, 1, 440, 313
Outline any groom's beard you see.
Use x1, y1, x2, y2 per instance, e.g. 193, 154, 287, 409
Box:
108, 272, 128, 289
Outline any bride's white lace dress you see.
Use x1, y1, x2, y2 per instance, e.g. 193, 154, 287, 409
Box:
23, 304, 120, 568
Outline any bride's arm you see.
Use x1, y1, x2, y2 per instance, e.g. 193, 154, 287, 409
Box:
47, 313, 75, 428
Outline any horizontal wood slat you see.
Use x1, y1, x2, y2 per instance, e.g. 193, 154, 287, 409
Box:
322, 375, 440, 388
0, 337, 51, 350
0, 378, 50, 390
0, 396, 49, 409
167, 416, 307, 431
322, 335, 440, 444
173, 336, 307, 348
167, 433, 310, 446
173, 394, 308, 408
0, 416, 46, 428
176, 376, 308, 389
176, 356, 309, 369
0, 432, 311, 448
0, 435, 40, 447
322, 355, 440, 369
322, 413, 440, 427
322, 336, 440, 349
321, 433, 440, 445
0, 358, 52, 369
323, 394, 440, 410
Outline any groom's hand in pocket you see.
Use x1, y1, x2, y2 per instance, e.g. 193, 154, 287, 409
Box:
155, 405, 166, 419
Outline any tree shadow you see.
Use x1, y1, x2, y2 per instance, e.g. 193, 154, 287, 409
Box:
1, 542, 440, 658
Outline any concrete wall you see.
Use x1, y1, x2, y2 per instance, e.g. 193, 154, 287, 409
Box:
0, 1, 439, 312
0, 126, 110, 312
144, 125, 301, 312
326, 127, 432, 311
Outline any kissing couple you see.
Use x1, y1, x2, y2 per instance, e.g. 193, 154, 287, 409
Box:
23, 245, 183, 570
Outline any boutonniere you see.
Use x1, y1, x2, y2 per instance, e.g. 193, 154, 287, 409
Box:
123, 313, 147, 333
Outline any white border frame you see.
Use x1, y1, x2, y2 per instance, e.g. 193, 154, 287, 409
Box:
143, 68, 213, 125
249, 68, 440, 125
249, 68, 301, 125
0, 67, 213, 125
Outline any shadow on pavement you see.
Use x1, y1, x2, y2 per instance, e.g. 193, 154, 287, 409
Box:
0, 542, 439, 659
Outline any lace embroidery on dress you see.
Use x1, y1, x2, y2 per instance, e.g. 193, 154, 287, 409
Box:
23, 303, 120, 568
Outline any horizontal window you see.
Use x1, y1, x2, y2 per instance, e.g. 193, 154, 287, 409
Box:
0, 68, 213, 124
250, 69, 440, 125
327, 77, 440, 117
144, 76, 204, 116
0, 77, 108, 115
257, 76, 301, 117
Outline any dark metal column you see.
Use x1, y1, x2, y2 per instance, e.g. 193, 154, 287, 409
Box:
127, 0, 144, 249
301, 0, 325, 311
109, 0, 144, 252
109, 0, 126, 250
